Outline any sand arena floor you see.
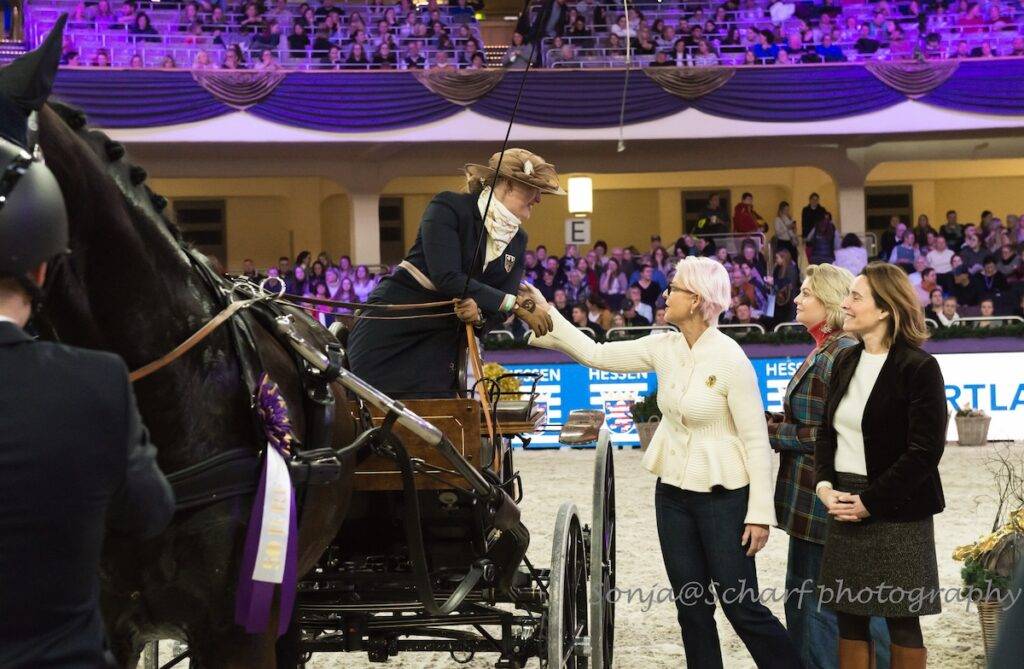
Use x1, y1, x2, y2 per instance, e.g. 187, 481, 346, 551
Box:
151, 441, 1022, 668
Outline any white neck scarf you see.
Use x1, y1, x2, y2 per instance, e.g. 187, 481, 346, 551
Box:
478, 187, 522, 266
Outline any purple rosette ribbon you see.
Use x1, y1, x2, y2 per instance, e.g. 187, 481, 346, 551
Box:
235, 373, 299, 636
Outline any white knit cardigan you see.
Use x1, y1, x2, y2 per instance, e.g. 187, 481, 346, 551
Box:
529, 309, 777, 526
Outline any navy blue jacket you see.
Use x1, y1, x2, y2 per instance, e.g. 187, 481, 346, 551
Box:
401, 191, 527, 317
0, 322, 174, 668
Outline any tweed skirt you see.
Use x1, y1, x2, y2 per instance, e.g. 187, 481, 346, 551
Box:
819, 473, 941, 617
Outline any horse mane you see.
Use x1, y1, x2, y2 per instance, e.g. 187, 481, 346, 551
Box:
45, 100, 185, 244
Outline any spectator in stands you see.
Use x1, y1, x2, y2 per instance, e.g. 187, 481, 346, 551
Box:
251, 22, 282, 53
913, 214, 938, 244
468, 52, 488, 69
64, 51, 81, 67
979, 255, 1009, 300
670, 38, 689, 66
952, 39, 971, 58
724, 302, 760, 326
267, 0, 294, 30
937, 295, 961, 327
431, 49, 455, 69
807, 212, 841, 265
889, 28, 914, 58
586, 294, 614, 331
404, 41, 426, 69
350, 265, 374, 302
92, 47, 112, 67
773, 201, 798, 257
129, 54, 144, 69
770, 247, 800, 323
635, 32, 660, 57
240, 2, 265, 32
624, 285, 653, 322
976, 298, 997, 326
130, 12, 161, 43
958, 230, 987, 274
551, 289, 572, 320
620, 299, 651, 326
115, 1, 135, 27
835, 233, 869, 276
908, 256, 929, 287
537, 269, 558, 302
888, 230, 921, 272
333, 278, 357, 313
503, 32, 531, 69
347, 42, 370, 66
192, 50, 212, 69
93, 0, 117, 29
565, 270, 591, 304
632, 266, 661, 309
289, 22, 310, 59
254, 49, 281, 71
571, 304, 604, 340
996, 244, 1021, 279
923, 32, 943, 59
925, 236, 954, 288
855, 24, 881, 55
458, 38, 482, 67
801, 193, 826, 241
286, 265, 309, 295
611, 14, 633, 43
733, 192, 766, 235
222, 45, 246, 69
815, 34, 846, 62
321, 44, 344, 68
372, 43, 397, 69
915, 268, 940, 307
923, 287, 944, 324
550, 43, 577, 66
324, 267, 342, 298
959, 2, 986, 33
940, 209, 963, 249
264, 267, 285, 293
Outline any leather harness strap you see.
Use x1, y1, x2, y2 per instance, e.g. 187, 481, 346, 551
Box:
128, 296, 263, 383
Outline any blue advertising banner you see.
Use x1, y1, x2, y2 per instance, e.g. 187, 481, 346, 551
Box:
505, 351, 1024, 446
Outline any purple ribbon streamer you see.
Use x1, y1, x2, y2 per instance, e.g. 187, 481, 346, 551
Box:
235, 373, 300, 636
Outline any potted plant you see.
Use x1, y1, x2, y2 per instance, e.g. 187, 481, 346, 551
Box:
953, 450, 1024, 661
955, 404, 991, 446
630, 390, 661, 450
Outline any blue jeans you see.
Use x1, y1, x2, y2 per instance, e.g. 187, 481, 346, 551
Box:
786, 536, 891, 669
655, 481, 802, 669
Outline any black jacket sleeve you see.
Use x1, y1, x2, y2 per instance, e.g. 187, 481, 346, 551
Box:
107, 366, 175, 539
420, 199, 512, 314
859, 355, 947, 516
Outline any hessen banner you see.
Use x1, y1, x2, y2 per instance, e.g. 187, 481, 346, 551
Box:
505, 351, 1023, 446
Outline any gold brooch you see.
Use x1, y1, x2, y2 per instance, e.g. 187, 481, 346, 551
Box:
706, 375, 716, 388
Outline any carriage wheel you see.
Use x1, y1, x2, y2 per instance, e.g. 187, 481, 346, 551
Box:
590, 428, 615, 669
546, 502, 589, 669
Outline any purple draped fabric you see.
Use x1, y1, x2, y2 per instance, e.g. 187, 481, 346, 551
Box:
471, 70, 689, 127
248, 71, 462, 131
45, 64, 1024, 131
693, 64, 906, 121
53, 69, 231, 127
920, 59, 1024, 114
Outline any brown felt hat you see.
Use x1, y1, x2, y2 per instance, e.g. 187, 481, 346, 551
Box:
464, 148, 566, 196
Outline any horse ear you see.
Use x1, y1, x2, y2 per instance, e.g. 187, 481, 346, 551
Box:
0, 14, 66, 145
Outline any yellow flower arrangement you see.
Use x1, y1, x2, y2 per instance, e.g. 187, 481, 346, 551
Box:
953, 508, 1024, 563
482, 362, 521, 395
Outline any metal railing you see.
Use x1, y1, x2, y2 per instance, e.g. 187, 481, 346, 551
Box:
772, 321, 803, 333
952, 315, 1024, 327
483, 329, 515, 345
924, 318, 939, 330
718, 322, 766, 336
605, 325, 677, 341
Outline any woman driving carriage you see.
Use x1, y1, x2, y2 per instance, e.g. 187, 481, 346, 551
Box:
347, 148, 563, 397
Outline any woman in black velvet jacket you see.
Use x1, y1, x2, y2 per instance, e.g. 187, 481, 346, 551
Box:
815, 262, 947, 669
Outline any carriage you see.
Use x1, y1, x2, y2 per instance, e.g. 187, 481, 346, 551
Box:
288, 334, 618, 669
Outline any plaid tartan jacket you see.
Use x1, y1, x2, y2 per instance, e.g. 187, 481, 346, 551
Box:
768, 332, 857, 544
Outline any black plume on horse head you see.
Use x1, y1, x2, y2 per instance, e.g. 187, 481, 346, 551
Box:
0, 14, 65, 148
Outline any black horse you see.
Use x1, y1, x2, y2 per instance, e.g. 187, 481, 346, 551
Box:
5, 20, 362, 668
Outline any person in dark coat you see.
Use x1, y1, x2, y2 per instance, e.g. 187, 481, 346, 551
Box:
0, 136, 175, 669
816, 262, 946, 669
347, 148, 564, 397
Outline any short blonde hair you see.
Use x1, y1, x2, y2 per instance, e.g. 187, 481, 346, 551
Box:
804, 264, 855, 331
673, 256, 731, 324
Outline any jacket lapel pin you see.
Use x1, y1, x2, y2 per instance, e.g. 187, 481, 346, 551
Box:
706, 375, 716, 388
504, 253, 515, 273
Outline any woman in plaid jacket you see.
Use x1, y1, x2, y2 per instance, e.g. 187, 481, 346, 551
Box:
767, 264, 891, 669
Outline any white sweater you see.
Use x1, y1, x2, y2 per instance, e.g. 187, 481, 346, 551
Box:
530, 309, 776, 526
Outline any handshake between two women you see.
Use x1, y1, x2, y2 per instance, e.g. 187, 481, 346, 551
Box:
453, 283, 554, 337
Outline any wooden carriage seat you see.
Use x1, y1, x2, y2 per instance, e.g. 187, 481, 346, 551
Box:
353, 399, 483, 492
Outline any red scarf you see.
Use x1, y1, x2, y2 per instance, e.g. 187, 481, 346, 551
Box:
808, 320, 832, 348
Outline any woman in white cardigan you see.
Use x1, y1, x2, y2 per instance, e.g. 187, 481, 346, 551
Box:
523, 256, 799, 668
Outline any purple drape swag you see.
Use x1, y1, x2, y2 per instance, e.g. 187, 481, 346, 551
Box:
49, 62, 1024, 131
